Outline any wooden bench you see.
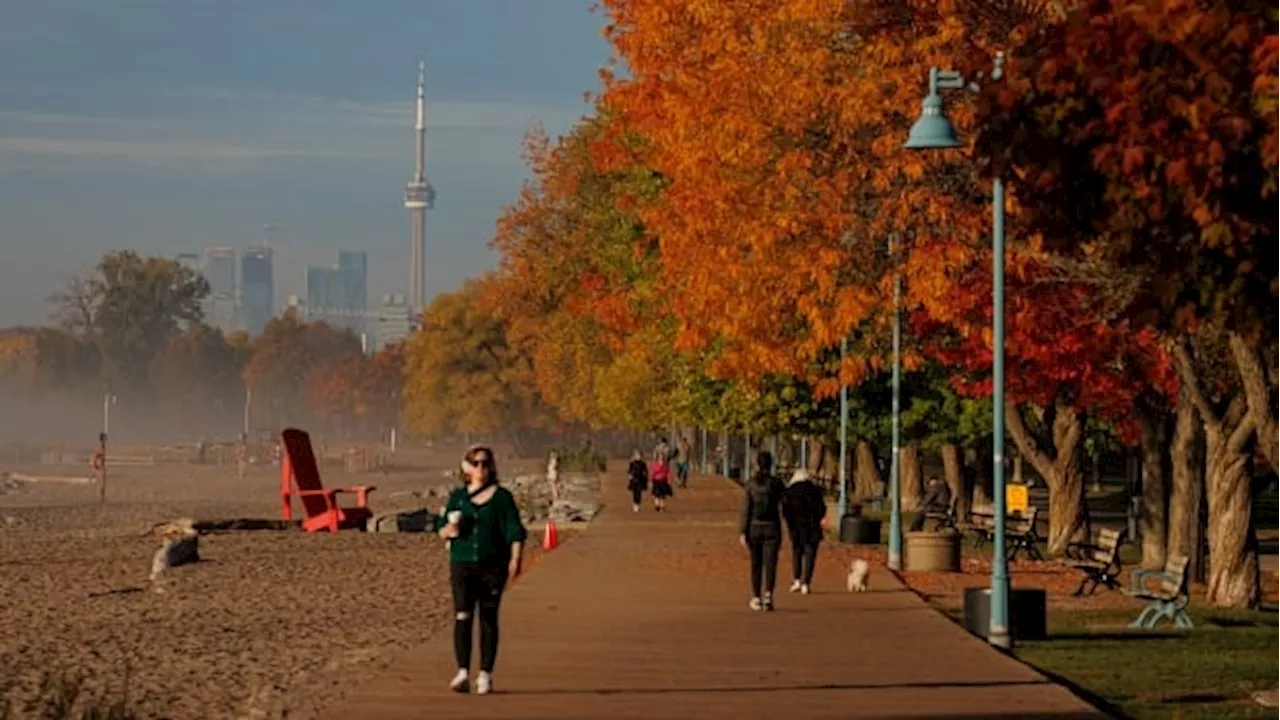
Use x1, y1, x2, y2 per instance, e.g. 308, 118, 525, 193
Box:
1065, 527, 1124, 596
961, 506, 1043, 561
1124, 554, 1193, 629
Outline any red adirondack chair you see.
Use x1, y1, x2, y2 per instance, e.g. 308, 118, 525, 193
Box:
279, 428, 376, 533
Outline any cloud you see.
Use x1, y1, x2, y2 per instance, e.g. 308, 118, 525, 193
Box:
0, 88, 587, 172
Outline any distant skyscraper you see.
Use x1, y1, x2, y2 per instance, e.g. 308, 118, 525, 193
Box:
337, 250, 368, 332
404, 61, 436, 314
202, 246, 237, 333
303, 250, 368, 334
240, 247, 274, 336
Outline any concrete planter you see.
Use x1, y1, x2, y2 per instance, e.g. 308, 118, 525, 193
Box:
905, 530, 961, 572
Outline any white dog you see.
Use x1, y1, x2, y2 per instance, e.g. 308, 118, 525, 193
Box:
847, 559, 869, 592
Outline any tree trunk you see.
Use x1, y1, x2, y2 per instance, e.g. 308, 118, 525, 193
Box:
968, 446, 993, 508
900, 444, 923, 510
1013, 453, 1024, 486
1138, 403, 1169, 569
1166, 387, 1203, 572
854, 440, 882, 500
1229, 332, 1278, 475
1172, 341, 1260, 608
941, 443, 966, 516
1005, 399, 1089, 556
1204, 403, 1260, 608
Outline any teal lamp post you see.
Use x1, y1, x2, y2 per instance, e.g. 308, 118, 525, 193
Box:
903, 55, 1011, 650
887, 232, 904, 572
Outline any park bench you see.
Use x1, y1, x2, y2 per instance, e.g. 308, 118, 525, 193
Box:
962, 506, 1043, 560
918, 501, 958, 531
1064, 527, 1124, 596
1123, 554, 1193, 629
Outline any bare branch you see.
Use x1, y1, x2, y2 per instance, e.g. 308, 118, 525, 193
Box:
1171, 339, 1220, 428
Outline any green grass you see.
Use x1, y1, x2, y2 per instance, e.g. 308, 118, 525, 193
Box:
1015, 607, 1278, 720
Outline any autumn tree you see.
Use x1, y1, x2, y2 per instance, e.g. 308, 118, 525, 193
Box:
983, 0, 1276, 604
52, 251, 209, 391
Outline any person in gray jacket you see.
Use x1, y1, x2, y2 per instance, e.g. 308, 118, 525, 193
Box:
739, 451, 785, 611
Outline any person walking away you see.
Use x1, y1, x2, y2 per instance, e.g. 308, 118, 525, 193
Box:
675, 435, 692, 488
739, 451, 785, 611
654, 436, 670, 465
909, 475, 953, 531
435, 445, 527, 695
627, 450, 649, 513
651, 456, 673, 512
781, 468, 827, 595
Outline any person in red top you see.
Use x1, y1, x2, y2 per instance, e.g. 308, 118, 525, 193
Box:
650, 457, 673, 512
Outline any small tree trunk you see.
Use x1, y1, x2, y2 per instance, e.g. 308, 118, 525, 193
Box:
968, 446, 993, 508
1012, 452, 1024, 485
854, 440, 882, 500
941, 443, 966, 516
1229, 333, 1278, 475
1005, 399, 1089, 556
1138, 403, 1169, 569
1090, 454, 1102, 493
1167, 389, 1202, 562
899, 445, 924, 510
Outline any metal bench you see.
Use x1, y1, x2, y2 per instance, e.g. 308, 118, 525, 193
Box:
1065, 527, 1124, 596
1124, 554, 1193, 629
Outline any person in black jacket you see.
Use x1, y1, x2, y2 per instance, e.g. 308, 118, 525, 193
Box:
739, 451, 785, 611
781, 468, 827, 595
626, 450, 649, 513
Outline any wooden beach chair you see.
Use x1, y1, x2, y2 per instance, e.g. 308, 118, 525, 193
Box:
279, 427, 376, 533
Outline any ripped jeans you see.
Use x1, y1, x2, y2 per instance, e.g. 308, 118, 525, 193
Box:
450, 562, 509, 673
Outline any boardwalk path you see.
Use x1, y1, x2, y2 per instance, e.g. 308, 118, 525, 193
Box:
329, 476, 1104, 719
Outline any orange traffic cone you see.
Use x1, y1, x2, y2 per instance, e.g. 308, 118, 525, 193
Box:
542, 519, 559, 550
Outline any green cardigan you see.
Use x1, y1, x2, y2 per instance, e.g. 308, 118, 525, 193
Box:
434, 484, 528, 566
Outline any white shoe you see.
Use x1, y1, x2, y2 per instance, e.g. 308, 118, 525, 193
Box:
789, 579, 802, 593
801, 584, 811, 595
762, 593, 775, 611
449, 668, 469, 693
749, 597, 762, 611
476, 671, 493, 695
633, 505, 639, 513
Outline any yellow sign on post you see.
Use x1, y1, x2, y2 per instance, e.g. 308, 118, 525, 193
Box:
1006, 483, 1029, 516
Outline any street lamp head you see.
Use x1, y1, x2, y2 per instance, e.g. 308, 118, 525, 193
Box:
904, 90, 962, 150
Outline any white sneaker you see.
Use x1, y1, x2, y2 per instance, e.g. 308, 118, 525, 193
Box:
762, 593, 775, 611
476, 671, 493, 695
449, 668, 469, 693
633, 505, 639, 513
749, 596, 762, 611
801, 584, 811, 595
789, 579, 802, 593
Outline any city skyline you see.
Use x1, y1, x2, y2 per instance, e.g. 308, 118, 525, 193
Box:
0, 1, 607, 327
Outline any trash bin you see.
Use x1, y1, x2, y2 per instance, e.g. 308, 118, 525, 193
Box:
963, 587, 1047, 641
905, 530, 961, 572
839, 515, 882, 545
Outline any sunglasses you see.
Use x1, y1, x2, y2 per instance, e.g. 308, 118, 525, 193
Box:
469, 456, 491, 468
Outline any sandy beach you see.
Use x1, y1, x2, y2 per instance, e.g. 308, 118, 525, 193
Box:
0, 449, 552, 719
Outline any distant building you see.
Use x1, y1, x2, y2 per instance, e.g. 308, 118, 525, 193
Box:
240, 247, 274, 336
303, 250, 368, 335
370, 294, 414, 352
202, 246, 238, 333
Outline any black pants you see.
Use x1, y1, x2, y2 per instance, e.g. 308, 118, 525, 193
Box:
630, 485, 645, 504
747, 524, 781, 598
450, 562, 509, 673
790, 536, 819, 585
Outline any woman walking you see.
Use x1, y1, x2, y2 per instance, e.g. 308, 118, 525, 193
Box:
651, 455, 673, 511
627, 450, 649, 513
739, 451, 785, 611
435, 445, 528, 695
781, 468, 827, 595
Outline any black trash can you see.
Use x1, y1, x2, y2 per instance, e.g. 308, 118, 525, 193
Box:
839, 515, 882, 545
963, 586, 1047, 641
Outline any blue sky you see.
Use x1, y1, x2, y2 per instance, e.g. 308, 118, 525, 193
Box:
0, 0, 610, 326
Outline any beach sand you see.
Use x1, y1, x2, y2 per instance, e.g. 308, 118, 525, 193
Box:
0, 450, 551, 719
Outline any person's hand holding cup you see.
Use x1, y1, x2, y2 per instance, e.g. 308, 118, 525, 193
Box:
440, 510, 462, 539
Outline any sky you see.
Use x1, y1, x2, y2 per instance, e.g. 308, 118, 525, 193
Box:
0, 0, 611, 327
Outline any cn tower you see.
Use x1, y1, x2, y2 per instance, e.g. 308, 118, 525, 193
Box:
403, 61, 435, 313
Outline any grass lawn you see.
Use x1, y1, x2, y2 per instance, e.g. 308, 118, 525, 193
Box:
1015, 607, 1278, 720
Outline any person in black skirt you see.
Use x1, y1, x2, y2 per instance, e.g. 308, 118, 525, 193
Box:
651, 455, 674, 511
627, 450, 649, 513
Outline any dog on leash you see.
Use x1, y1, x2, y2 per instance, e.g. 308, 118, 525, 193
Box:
847, 559, 869, 592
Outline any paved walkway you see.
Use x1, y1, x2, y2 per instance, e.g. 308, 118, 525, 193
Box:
329, 477, 1104, 719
